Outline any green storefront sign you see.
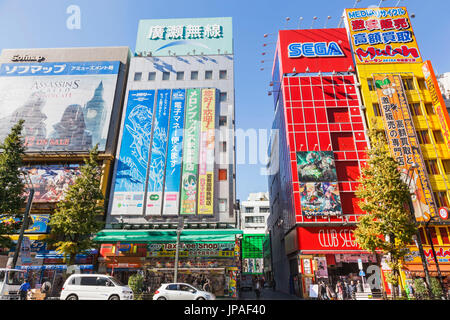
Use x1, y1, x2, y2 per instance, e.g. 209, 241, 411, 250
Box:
180, 88, 201, 215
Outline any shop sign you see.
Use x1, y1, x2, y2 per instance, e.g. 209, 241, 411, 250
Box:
314, 257, 328, 278
439, 207, 449, 220
422, 61, 450, 157
297, 227, 363, 251
287, 42, 344, 58
404, 245, 450, 264
345, 7, 422, 64
147, 242, 235, 258
11, 55, 46, 63
373, 73, 436, 222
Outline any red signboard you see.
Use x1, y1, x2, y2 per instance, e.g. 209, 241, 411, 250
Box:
276, 28, 354, 74
297, 226, 367, 252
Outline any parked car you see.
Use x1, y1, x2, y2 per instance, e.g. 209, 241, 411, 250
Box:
153, 283, 215, 300
60, 274, 133, 300
0, 269, 26, 300
240, 275, 253, 291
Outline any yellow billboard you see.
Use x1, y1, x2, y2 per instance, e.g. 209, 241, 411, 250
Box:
345, 7, 422, 64
373, 73, 436, 221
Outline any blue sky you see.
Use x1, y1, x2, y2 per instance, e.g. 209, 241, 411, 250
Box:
0, 0, 449, 202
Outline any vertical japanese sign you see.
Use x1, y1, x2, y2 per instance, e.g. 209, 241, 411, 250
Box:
146, 89, 171, 216
111, 90, 155, 215
345, 7, 422, 64
198, 88, 216, 215
163, 89, 186, 215
422, 61, 450, 151
180, 89, 201, 215
373, 74, 436, 221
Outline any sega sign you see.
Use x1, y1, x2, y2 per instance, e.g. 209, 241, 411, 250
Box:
276, 29, 353, 74
288, 42, 344, 58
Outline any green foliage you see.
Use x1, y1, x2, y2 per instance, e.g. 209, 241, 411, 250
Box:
48, 145, 104, 265
128, 273, 144, 300
0, 120, 26, 247
413, 278, 443, 300
355, 128, 418, 297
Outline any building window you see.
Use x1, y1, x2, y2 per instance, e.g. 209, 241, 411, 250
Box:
245, 216, 265, 224
260, 207, 270, 213
245, 207, 254, 213
176, 71, 184, 80
442, 159, 450, 173
367, 79, 375, 91
220, 92, 227, 102
191, 71, 198, 80
220, 141, 227, 152
410, 103, 422, 116
403, 78, 415, 90
425, 103, 435, 115
439, 227, 450, 244
162, 72, 170, 80
219, 116, 227, 126
417, 130, 431, 144
417, 78, 427, 90
373, 103, 382, 116
148, 72, 156, 81
433, 130, 445, 144
219, 199, 227, 212
219, 169, 227, 180
434, 191, 449, 208
205, 70, 213, 80
425, 159, 439, 175
219, 70, 227, 80
134, 72, 142, 81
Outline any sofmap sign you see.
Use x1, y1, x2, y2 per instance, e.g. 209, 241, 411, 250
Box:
344, 7, 422, 64
135, 17, 233, 56
288, 42, 344, 58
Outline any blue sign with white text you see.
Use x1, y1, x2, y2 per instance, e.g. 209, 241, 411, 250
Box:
0, 61, 120, 76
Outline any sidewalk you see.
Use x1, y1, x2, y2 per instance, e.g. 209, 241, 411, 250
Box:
238, 287, 302, 300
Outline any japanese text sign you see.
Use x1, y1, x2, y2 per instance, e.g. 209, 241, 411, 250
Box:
345, 7, 422, 64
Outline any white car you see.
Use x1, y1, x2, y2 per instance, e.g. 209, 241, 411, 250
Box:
60, 274, 133, 300
153, 283, 215, 300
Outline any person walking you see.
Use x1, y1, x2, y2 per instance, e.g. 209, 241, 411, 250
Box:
326, 282, 336, 300
348, 280, 356, 300
40, 279, 52, 300
19, 279, 31, 300
254, 277, 261, 300
336, 281, 344, 300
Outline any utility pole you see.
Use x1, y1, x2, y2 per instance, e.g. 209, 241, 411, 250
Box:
173, 217, 184, 283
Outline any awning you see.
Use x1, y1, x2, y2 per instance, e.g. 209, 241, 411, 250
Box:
9, 234, 48, 241
403, 264, 450, 276
93, 229, 243, 243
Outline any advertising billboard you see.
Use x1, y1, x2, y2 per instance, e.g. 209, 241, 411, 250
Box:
277, 28, 354, 74
24, 165, 80, 203
146, 89, 171, 216
422, 61, 450, 153
163, 89, 186, 215
373, 73, 436, 221
344, 7, 422, 64
180, 89, 201, 215
135, 17, 233, 56
110, 90, 155, 215
198, 88, 216, 215
0, 61, 120, 152
296, 151, 342, 216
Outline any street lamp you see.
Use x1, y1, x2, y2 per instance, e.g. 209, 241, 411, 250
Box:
425, 215, 447, 299
11, 169, 35, 269
173, 217, 184, 283
405, 163, 434, 299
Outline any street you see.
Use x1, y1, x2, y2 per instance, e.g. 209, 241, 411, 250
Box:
237, 287, 301, 300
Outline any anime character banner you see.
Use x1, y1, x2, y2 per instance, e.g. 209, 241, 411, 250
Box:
0, 61, 120, 152
24, 165, 80, 202
296, 151, 337, 182
163, 89, 186, 215
299, 182, 342, 216
180, 89, 201, 215
146, 89, 171, 216
110, 90, 155, 216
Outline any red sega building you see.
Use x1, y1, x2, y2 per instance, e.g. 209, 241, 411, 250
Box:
267, 29, 384, 298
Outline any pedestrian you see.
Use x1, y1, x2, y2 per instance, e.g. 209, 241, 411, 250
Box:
356, 280, 363, 293
203, 278, 212, 293
319, 281, 328, 300
336, 281, 344, 300
326, 283, 336, 300
19, 279, 31, 300
348, 280, 356, 300
254, 277, 261, 299
40, 279, 52, 300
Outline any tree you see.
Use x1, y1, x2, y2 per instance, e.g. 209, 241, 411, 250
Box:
354, 128, 417, 299
48, 145, 104, 265
128, 273, 145, 300
0, 120, 26, 248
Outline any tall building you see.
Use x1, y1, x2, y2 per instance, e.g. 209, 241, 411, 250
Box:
240, 192, 270, 276
95, 17, 240, 298
0, 47, 131, 286
267, 6, 450, 298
